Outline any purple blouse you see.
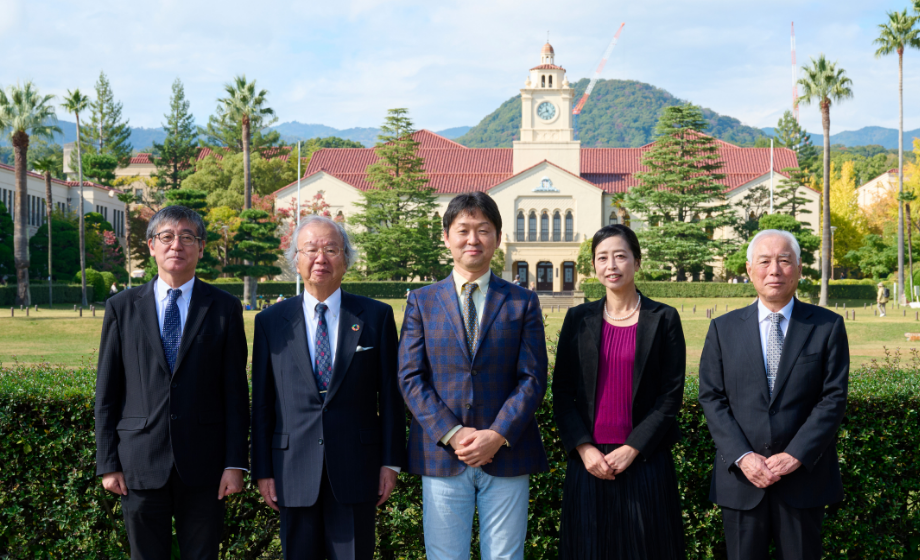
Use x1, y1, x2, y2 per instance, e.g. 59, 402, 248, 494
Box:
593, 321, 637, 444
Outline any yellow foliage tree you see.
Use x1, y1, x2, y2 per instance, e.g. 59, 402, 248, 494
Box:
827, 161, 869, 269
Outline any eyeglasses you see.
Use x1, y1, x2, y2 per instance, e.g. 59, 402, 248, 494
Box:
152, 232, 201, 246
297, 246, 343, 259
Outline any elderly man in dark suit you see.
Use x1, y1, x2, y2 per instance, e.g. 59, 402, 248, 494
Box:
251, 215, 406, 560
699, 229, 849, 560
95, 205, 250, 560
398, 192, 548, 560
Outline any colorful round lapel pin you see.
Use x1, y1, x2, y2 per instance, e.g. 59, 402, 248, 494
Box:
351, 324, 360, 331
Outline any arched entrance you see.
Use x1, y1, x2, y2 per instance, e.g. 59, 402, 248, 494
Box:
536, 262, 553, 291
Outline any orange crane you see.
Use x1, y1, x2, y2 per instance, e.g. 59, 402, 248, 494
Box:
573, 22, 625, 140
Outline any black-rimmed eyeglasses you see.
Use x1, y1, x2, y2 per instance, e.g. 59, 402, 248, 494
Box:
152, 232, 202, 246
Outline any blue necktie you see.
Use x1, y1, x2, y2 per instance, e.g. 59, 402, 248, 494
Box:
314, 303, 333, 400
161, 288, 182, 372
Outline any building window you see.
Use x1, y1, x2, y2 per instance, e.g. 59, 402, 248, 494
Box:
515, 261, 529, 284
565, 211, 573, 241
134, 188, 144, 199
540, 211, 549, 242
541, 75, 546, 88
552, 211, 561, 241
548, 75, 553, 88
516, 211, 525, 242
608, 211, 619, 226
528, 211, 537, 242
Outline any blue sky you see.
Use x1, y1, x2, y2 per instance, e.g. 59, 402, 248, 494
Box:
2, 0, 918, 135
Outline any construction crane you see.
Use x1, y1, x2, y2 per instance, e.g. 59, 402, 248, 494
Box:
573, 23, 625, 140
791, 22, 799, 122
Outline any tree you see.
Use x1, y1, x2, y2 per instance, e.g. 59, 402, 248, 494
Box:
81, 153, 119, 186
116, 192, 136, 285
224, 208, 282, 307
81, 72, 133, 166
32, 156, 57, 303
350, 109, 449, 281
725, 213, 821, 279
183, 151, 293, 210
829, 161, 869, 270
576, 238, 593, 276
29, 213, 80, 280
874, 9, 920, 304
0, 81, 61, 306
490, 247, 505, 277
846, 234, 898, 280
152, 78, 198, 191
62, 89, 91, 306
798, 54, 854, 305
732, 183, 772, 240
774, 167, 814, 224
772, 110, 819, 172
0, 201, 13, 280
621, 103, 735, 281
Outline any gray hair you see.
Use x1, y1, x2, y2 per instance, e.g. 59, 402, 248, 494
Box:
747, 229, 801, 264
285, 215, 356, 271
146, 205, 206, 241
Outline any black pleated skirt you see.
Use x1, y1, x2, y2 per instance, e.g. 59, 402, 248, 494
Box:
558, 444, 686, 560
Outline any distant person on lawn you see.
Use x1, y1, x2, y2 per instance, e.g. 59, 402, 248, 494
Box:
877, 282, 888, 317
95, 205, 249, 560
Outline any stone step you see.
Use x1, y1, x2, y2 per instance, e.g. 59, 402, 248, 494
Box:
536, 291, 585, 312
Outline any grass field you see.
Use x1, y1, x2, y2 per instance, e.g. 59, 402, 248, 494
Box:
0, 297, 915, 370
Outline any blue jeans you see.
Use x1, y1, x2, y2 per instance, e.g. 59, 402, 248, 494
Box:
422, 468, 530, 560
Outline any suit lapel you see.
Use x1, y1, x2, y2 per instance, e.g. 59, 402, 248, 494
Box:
580, 298, 605, 426
436, 277, 472, 361
325, 292, 364, 404
741, 302, 771, 404
770, 299, 814, 405
632, 297, 660, 401
171, 279, 213, 378
284, 294, 318, 393
134, 278, 171, 377
475, 273, 509, 358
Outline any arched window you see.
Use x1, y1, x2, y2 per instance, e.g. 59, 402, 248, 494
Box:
540, 211, 549, 241
565, 211, 573, 241
608, 211, 619, 226
516, 211, 525, 241
528, 211, 537, 241
541, 75, 546, 88
552, 211, 561, 241
620, 209, 630, 227
548, 75, 553, 88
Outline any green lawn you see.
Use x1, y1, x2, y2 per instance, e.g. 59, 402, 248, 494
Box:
0, 297, 914, 370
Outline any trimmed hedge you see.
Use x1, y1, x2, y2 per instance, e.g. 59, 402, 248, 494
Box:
0, 284, 95, 306
211, 281, 432, 300
1, 356, 918, 559
582, 281, 879, 301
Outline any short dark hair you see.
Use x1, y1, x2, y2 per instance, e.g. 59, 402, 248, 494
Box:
442, 192, 502, 234
146, 205, 206, 241
591, 224, 641, 263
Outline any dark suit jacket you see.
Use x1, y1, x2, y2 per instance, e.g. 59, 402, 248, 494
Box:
552, 295, 686, 459
250, 291, 406, 507
94, 277, 250, 490
397, 273, 549, 478
698, 299, 849, 510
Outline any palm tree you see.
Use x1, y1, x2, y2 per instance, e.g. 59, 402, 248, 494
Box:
217, 75, 275, 307
0, 82, 61, 306
875, 9, 920, 305
62, 89, 91, 307
32, 155, 58, 306
797, 56, 853, 307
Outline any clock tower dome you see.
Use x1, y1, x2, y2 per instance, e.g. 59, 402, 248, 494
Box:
513, 42, 581, 175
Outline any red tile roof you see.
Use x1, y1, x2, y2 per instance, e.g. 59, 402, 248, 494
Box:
0, 162, 115, 191
196, 145, 296, 162
530, 64, 566, 71
130, 153, 154, 165
274, 130, 804, 196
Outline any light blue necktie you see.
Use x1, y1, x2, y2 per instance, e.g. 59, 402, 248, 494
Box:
161, 289, 182, 372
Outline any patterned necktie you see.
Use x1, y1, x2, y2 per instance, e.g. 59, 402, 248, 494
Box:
462, 282, 479, 357
314, 303, 333, 400
161, 288, 182, 372
766, 312, 785, 397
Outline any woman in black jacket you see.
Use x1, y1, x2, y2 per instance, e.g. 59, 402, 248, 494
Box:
552, 225, 686, 559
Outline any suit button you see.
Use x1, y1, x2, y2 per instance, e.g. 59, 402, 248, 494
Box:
466, 403, 472, 409
171, 414, 178, 420
318, 439, 324, 445
765, 444, 770, 449
770, 409, 776, 415
171, 383, 178, 389
471, 370, 479, 376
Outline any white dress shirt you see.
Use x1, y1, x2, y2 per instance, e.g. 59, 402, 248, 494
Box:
302, 288, 400, 474
736, 297, 795, 466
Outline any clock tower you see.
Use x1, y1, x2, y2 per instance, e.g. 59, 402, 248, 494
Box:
513, 42, 581, 175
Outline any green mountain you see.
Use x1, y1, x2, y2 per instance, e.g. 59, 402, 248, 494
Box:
455, 78, 767, 148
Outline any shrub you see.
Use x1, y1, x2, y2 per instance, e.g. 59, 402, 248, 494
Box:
209, 281, 432, 300
73, 269, 107, 303
100, 271, 117, 298
0, 284, 95, 306
582, 281, 758, 300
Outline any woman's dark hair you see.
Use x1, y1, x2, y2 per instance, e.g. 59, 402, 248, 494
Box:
442, 192, 502, 234
591, 224, 641, 263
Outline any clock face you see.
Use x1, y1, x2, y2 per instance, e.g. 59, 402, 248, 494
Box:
537, 102, 556, 120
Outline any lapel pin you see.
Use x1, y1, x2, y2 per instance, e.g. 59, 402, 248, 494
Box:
352, 324, 360, 331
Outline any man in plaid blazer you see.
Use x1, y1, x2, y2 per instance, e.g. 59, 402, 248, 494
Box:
398, 192, 549, 560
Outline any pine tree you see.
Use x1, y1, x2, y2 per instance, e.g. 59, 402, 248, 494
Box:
351, 109, 449, 281
153, 79, 198, 191
223, 209, 282, 298
773, 110, 818, 171
774, 166, 814, 224
622, 104, 735, 281
82, 72, 133, 166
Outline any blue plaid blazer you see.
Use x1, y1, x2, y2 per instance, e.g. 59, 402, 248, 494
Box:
397, 273, 549, 477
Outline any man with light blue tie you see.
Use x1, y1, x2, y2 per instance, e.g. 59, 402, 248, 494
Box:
95, 205, 250, 560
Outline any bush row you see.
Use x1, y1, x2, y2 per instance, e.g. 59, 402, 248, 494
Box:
0, 284, 95, 306
1, 360, 917, 559
211, 281, 433, 300
581, 281, 879, 301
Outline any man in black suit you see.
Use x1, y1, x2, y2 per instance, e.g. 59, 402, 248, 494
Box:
251, 215, 406, 560
95, 205, 250, 560
699, 229, 849, 560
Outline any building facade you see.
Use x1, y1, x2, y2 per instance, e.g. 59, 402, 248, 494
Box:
273, 43, 819, 291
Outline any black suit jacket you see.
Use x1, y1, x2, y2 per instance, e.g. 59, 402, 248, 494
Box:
95, 277, 250, 489
250, 291, 407, 507
552, 295, 686, 459
698, 299, 849, 510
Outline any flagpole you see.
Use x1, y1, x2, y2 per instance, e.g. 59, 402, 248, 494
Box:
296, 141, 302, 296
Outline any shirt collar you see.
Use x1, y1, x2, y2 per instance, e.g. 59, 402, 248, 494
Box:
757, 297, 795, 324
303, 287, 342, 319
156, 276, 195, 303
452, 268, 491, 297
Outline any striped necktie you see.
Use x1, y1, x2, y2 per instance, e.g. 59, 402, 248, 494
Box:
766, 312, 784, 396
161, 288, 182, 372
314, 303, 333, 400
462, 282, 479, 357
